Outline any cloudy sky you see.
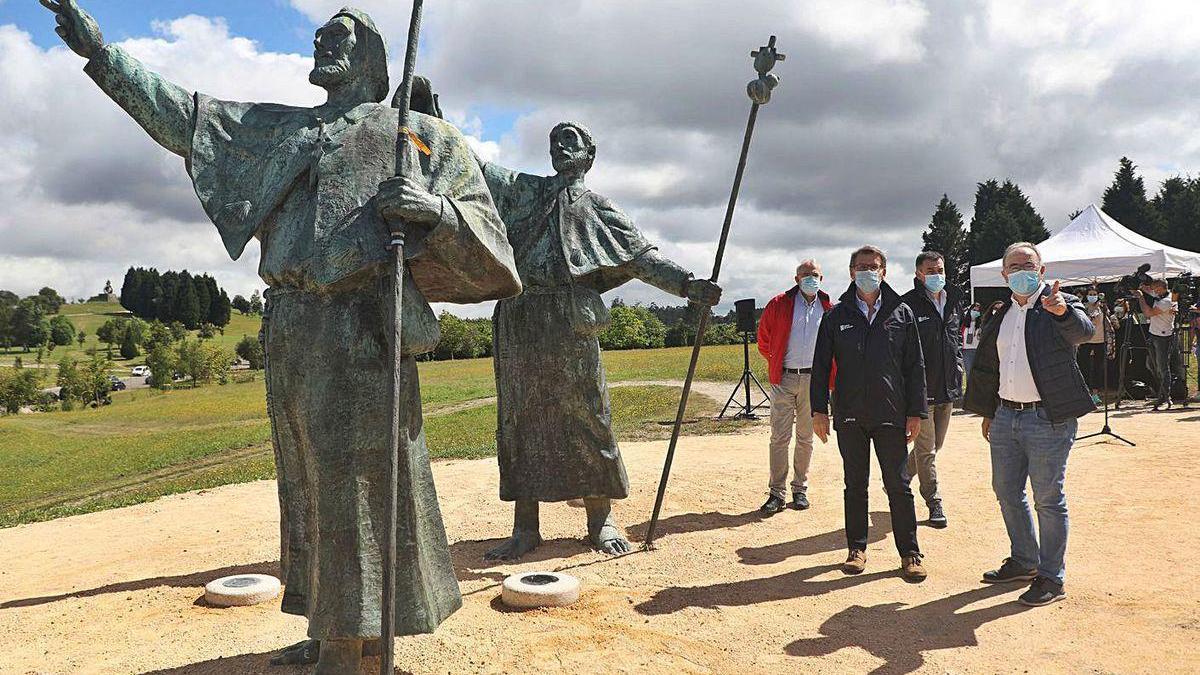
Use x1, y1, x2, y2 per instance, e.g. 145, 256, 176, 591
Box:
3, 0, 1200, 315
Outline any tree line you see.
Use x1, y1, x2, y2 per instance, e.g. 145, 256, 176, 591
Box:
424, 302, 746, 362
120, 267, 232, 329
0, 287, 76, 351
919, 157, 1200, 301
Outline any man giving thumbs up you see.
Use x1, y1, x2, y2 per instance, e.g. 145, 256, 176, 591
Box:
962, 242, 1096, 608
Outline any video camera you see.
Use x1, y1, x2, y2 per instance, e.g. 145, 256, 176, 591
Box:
1116, 263, 1155, 301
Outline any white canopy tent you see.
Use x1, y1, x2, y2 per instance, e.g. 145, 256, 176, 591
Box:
970, 203, 1200, 288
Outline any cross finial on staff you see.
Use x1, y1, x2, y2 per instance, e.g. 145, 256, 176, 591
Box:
751, 35, 786, 78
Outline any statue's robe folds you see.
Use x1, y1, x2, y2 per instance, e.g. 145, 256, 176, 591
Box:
86, 45, 520, 640
480, 164, 692, 502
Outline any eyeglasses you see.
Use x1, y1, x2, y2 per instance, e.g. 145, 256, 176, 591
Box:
1004, 262, 1039, 273
851, 264, 883, 272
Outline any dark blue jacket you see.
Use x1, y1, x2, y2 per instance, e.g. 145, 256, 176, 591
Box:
900, 278, 964, 405
811, 281, 928, 430
963, 285, 1096, 422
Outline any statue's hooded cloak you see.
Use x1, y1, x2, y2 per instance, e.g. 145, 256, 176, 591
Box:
332, 7, 390, 104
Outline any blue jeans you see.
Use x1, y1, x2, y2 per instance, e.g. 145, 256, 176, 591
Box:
963, 349, 977, 386
989, 405, 1076, 585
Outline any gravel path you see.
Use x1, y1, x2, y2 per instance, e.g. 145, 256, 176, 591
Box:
2, 406, 1195, 674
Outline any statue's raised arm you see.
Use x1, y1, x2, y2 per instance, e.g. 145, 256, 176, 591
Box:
41, 0, 194, 157
41, 0, 102, 58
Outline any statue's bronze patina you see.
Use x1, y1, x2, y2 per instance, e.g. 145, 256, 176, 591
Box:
41, 2, 520, 672
479, 122, 721, 561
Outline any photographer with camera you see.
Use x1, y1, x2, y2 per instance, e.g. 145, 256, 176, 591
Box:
1137, 278, 1184, 410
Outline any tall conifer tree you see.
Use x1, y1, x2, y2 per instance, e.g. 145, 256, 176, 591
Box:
921, 194, 971, 298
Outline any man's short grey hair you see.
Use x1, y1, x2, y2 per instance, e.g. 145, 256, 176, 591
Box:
796, 259, 821, 275
1002, 241, 1042, 266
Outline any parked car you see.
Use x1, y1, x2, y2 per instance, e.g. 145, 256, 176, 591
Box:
110, 380, 127, 392
131, 365, 149, 377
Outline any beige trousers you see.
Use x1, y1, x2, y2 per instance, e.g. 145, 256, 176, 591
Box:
905, 401, 953, 505
768, 371, 814, 498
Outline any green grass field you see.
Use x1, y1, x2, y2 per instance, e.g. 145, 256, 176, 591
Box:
0, 343, 760, 527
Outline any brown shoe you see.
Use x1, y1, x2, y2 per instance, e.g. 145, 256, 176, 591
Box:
901, 553, 927, 582
842, 549, 866, 574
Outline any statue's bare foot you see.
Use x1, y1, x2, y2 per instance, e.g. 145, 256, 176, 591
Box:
314, 639, 361, 675
270, 639, 319, 666
484, 530, 542, 561
591, 523, 631, 555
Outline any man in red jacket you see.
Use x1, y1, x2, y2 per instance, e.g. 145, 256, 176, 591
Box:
757, 260, 834, 514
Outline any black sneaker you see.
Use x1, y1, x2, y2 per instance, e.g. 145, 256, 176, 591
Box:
791, 492, 810, 510
760, 494, 785, 515
982, 557, 1037, 584
1019, 576, 1066, 606
927, 501, 947, 529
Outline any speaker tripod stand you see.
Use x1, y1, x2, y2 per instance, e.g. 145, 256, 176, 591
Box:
719, 331, 771, 419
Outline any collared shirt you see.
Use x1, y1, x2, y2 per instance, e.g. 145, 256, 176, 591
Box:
997, 284, 1044, 403
928, 290, 946, 317
855, 292, 883, 324
783, 291, 825, 369
1149, 297, 1177, 337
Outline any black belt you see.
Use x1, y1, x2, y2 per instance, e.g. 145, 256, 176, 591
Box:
1000, 398, 1041, 410
783, 367, 812, 374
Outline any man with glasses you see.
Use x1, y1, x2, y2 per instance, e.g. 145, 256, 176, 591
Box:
756, 260, 834, 514
811, 246, 929, 581
899, 251, 963, 529
964, 242, 1094, 606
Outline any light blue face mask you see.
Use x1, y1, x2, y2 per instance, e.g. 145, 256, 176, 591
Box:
923, 274, 946, 293
1087, 294, 1099, 304
854, 270, 881, 294
800, 276, 821, 295
970, 310, 981, 319
1007, 270, 1041, 296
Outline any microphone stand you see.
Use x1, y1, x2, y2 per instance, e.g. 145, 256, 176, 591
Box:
1079, 309, 1135, 446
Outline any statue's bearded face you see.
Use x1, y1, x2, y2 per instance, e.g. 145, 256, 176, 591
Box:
550, 126, 595, 175
309, 17, 358, 89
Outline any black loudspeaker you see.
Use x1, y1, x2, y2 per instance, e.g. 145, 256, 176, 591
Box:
735, 298, 757, 334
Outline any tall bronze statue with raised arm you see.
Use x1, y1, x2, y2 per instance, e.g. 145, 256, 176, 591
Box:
479, 122, 722, 560
41, 2, 520, 672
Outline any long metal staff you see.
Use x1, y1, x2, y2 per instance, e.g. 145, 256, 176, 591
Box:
644, 36, 785, 550
384, 1, 424, 672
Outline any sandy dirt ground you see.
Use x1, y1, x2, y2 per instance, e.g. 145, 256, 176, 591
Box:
1, 404, 1198, 675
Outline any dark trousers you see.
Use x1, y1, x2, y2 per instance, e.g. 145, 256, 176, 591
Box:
1077, 343, 1104, 391
837, 423, 919, 557
1150, 333, 1184, 402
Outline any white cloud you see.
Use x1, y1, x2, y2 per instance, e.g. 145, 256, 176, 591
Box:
792, 0, 930, 65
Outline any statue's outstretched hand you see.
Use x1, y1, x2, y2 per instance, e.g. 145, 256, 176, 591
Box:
41, 0, 104, 59
686, 279, 722, 306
